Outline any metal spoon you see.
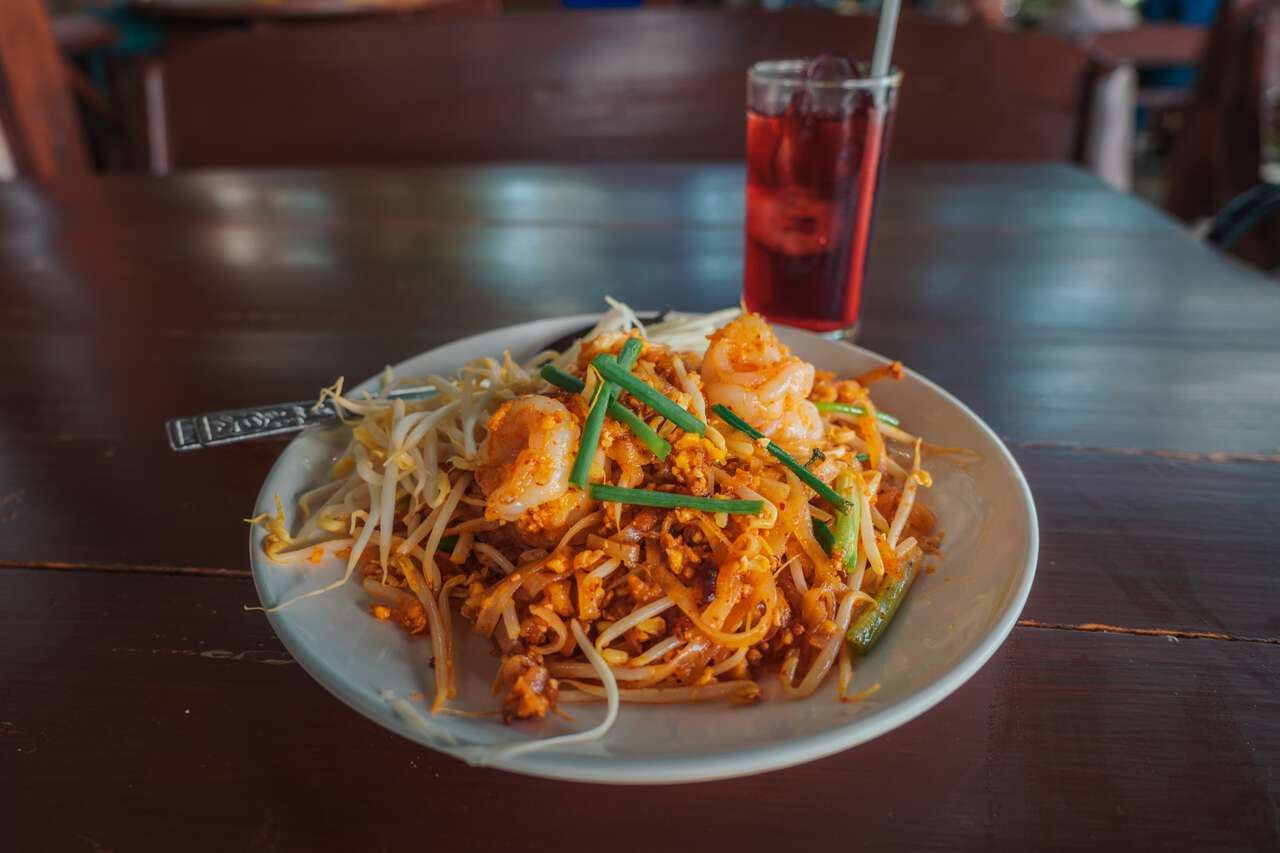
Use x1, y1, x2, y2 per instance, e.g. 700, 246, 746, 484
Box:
165, 313, 667, 451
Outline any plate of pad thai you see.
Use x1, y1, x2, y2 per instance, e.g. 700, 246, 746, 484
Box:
248, 301, 1037, 783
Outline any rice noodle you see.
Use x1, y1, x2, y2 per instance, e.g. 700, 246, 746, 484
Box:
547, 661, 672, 682
555, 511, 603, 551
629, 635, 683, 667
788, 551, 809, 594
856, 470, 885, 581
671, 355, 706, 422
528, 604, 569, 655
780, 470, 831, 579
520, 570, 568, 598
391, 552, 453, 713
500, 600, 520, 641
628, 635, 714, 689
445, 518, 501, 535
438, 575, 465, 697
854, 389, 886, 472
827, 423, 910, 479
475, 571, 526, 637
736, 484, 777, 530
588, 558, 621, 580
586, 535, 640, 564
711, 646, 749, 676
808, 504, 835, 524
888, 439, 926, 549
780, 590, 858, 698
655, 565, 776, 649
473, 542, 517, 576
837, 641, 853, 700
559, 680, 760, 704
594, 596, 675, 650
487, 621, 618, 761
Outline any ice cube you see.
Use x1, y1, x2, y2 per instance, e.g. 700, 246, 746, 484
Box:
802, 53, 857, 84
747, 187, 833, 257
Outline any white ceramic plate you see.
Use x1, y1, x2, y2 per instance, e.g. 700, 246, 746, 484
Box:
250, 315, 1038, 784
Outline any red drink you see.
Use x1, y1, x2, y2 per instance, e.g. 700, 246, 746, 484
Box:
743, 61, 896, 335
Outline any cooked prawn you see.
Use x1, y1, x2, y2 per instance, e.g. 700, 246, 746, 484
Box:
476, 395, 579, 522
700, 313, 824, 446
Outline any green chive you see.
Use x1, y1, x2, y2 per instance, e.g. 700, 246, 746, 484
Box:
592, 355, 706, 436
813, 400, 901, 428
848, 554, 921, 655
813, 518, 836, 554
609, 402, 673, 461
617, 338, 644, 369
832, 472, 860, 572
540, 364, 671, 460
813, 505, 859, 571
570, 339, 643, 487
437, 535, 459, 553
588, 484, 763, 514
711, 404, 851, 512
569, 381, 608, 487
540, 364, 586, 394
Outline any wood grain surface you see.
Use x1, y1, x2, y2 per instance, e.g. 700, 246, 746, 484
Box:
143, 10, 1095, 168
3, 568, 1276, 852
130, 0, 490, 20
0, 163, 1276, 851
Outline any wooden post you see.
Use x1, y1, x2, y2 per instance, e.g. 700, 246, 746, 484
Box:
0, 0, 90, 179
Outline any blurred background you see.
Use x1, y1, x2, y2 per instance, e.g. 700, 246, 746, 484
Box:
4, 0, 1278, 270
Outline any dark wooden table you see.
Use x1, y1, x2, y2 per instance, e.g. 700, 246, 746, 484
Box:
2, 164, 1277, 851
128, 0, 484, 21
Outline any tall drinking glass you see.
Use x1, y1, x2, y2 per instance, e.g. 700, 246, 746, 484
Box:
743, 58, 901, 337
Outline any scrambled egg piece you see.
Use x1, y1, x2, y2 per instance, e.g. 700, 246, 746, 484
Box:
495, 654, 559, 722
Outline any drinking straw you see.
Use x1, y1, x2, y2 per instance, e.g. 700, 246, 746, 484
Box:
870, 0, 902, 79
